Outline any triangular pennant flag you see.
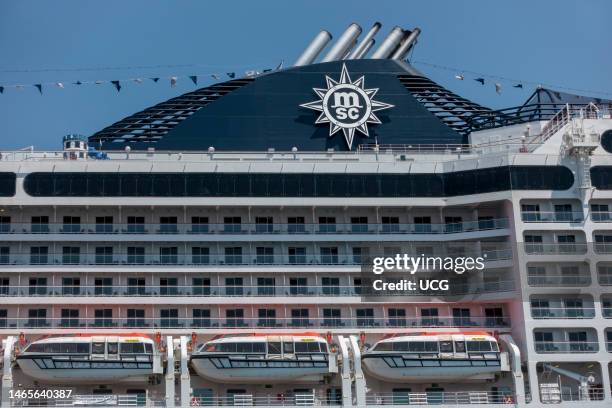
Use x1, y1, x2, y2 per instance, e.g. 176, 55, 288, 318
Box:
245, 70, 256, 77
34, 84, 42, 94
111, 80, 121, 92
0, 86, 3, 94
275, 60, 284, 70
189, 76, 198, 85
262, 68, 272, 73
170, 76, 177, 87
73, 80, 83, 85
151, 77, 160, 82
211, 74, 219, 80
95, 80, 104, 85
513, 83, 523, 88
133, 78, 143, 84
495, 83, 502, 94
474, 77, 485, 85
56, 82, 64, 89
226, 72, 235, 78
455, 74, 464, 80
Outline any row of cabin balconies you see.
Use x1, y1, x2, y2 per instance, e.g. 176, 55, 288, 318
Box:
0, 243, 513, 266
0, 304, 509, 330
0, 217, 509, 236
519, 201, 612, 223
0, 281, 515, 298
522, 232, 612, 255
533, 328, 603, 354
526, 262, 612, 288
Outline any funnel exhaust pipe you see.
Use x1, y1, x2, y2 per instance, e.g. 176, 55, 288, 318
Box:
353, 39, 375, 59
391, 28, 421, 60
371, 26, 404, 59
321, 23, 362, 62
294, 30, 332, 67
347, 22, 381, 59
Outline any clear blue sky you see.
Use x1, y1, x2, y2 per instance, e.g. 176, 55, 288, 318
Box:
1, 0, 611, 149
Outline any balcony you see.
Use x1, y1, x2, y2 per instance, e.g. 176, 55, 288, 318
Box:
591, 212, 612, 222
521, 211, 584, 223
531, 307, 595, 319
366, 391, 516, 405
0, 219, 509, 236
524, 243, 587, 255
527, 274, 591, 287
0, 248, 513, 267
534, 341, 599, 353
0, 316, 512, 330
0, 282, 515, 298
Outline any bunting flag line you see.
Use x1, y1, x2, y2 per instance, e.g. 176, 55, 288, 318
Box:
111, 80, 121, 92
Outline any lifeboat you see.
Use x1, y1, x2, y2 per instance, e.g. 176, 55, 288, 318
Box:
362, 332, 506, 383
190, 334, 333, 384
16, 334, 161, 384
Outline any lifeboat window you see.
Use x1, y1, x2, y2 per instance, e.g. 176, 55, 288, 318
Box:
439, 341, 453, 353
236, 343, 255, 353
120, 343, 145, 354
108, 342, 118, 354
319, 342, 328, 353
466, 341, 492, 352
490, 341, 499, 352
219, 343, 237, 353
283, 342, 294, 354
145, 343, 153, 354
92, 342, 105, 354
454, 341, 466, 353
24, 343, 44, 353
373, 342, 393, 351
268, 342, 282, 354
252, 343, 266, 353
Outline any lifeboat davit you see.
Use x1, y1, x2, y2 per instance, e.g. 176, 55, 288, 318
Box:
190, 334, 333, 384
362, 332, 506, 383
16, 334, 160, 384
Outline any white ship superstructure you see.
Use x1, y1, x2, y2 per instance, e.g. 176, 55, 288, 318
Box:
0, 22, 611, 408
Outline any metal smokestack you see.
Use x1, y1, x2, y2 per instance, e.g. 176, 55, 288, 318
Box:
321, 23, 362, 62
294, 30, 332, 67
354, 39, 375, 59
347, 22, 381, 59
371, 26, 404, 59
391, 28, 421, 60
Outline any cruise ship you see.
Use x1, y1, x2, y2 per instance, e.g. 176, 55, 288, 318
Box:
0, 22, 611, 407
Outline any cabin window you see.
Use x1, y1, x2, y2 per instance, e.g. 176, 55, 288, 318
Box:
439, 341, 453, 353
92, 342, 105, 354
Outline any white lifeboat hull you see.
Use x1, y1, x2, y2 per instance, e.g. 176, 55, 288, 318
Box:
191, 355, 329, 384
362, 355, 501, 383
17, 357, 154, 384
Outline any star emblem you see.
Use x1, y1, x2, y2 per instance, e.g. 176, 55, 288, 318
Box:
300, 63, 393, 149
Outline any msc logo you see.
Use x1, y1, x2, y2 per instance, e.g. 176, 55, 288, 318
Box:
300, 64, 393, 150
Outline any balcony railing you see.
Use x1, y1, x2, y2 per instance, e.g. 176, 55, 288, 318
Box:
0, 219, 509, 236
0, 282, 516, 297
591, 212, 612, 222
0, 249, 513, 267
595, 243, 612, 254
0, 316, 512, 330
365, 391, 516, 405
527, 275, 591, 286
534, 340, 599, 353
524, 243, 587, 255
531, 307, 595, 319
521, 211, 584, 223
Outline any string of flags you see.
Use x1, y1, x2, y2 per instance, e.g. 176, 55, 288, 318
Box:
415, 60, 612, 97
0, 60, 283, 95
